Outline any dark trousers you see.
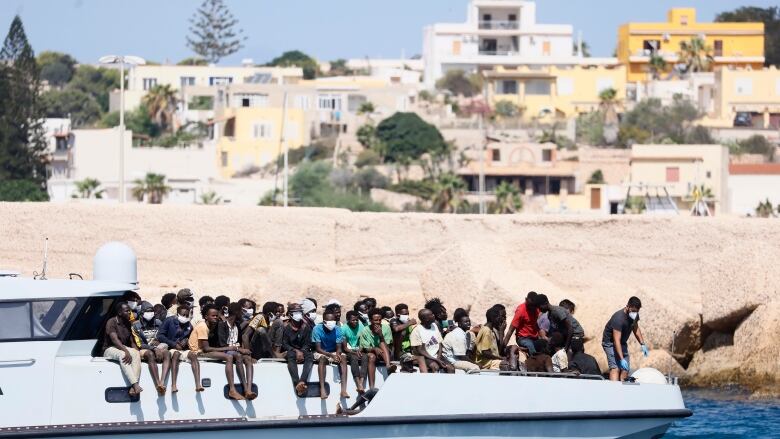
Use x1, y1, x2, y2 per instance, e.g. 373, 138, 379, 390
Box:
285, 349, 313, 384
249, 328, 273, 360
346, 351, 368, 380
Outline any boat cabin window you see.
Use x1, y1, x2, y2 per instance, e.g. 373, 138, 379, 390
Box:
0, 299, 77, 341
64, 297, 118, 341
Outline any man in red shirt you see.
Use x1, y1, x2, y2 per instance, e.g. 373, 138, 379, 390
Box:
503, 292, 541, 355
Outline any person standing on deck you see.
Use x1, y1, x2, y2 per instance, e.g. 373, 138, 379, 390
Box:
102, 302, 143, 397
602, 296, 649, 381
504, 291, 541, 355
536, 295, 585, 352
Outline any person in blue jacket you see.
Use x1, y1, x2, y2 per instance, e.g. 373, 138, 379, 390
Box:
157, 305, 200, 393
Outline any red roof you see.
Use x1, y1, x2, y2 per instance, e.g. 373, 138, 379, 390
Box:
729, 163, 780, 175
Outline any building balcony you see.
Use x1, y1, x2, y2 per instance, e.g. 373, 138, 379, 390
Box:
479, 50, 520, 56
479, 20, 519, 30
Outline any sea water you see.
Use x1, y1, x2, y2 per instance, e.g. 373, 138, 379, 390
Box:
665, 389, 780, 438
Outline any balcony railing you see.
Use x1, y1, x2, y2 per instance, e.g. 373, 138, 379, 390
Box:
479, 50, 519, 56
479, 20, 519, 30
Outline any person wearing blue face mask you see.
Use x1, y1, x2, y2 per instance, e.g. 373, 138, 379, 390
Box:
601, 296, 648, 382
312, 309, 348, 400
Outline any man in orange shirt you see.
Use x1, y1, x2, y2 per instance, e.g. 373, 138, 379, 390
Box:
504, 291, 541, 355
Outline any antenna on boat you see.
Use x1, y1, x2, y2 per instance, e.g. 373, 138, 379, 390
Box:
34, 237, 49, 280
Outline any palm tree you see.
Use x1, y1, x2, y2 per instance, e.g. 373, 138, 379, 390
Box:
599, 88, 620, 144
490, 181, 522, 214
648, 54, 667, 80
142, 85, 179, 133
431, 173, 469, 214
755, 198, 775, 218
131, 173, 171, 204
199, 190, 222, 205
679, 38, 714, 75
72, 178, 104, 199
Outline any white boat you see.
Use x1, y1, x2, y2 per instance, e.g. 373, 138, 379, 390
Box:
0, 242, 691, 438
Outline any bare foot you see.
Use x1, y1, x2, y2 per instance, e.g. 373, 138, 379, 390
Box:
356, 387, 365, 394
171, 385, 178, 394
195, 386, 205, 392
245, 391, 258, 401
128, 386, 142, 397
228, 389, 245, 400
320, 387, 329, 399
156, 385, 166, 396
294, 381, 306, 397
340, 391, 350, 399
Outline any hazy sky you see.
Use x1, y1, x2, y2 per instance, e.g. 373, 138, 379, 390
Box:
0, 1, 774, 64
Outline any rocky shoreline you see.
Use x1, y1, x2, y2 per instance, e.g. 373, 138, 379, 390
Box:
0, 203, 777, 396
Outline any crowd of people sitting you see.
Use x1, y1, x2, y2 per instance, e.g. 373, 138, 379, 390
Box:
102, 288, 649, 400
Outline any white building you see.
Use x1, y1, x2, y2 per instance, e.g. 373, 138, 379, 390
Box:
728, 163, 780, 216
422, 0, 616, 88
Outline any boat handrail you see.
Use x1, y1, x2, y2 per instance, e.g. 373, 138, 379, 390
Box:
466, 370, 605, 380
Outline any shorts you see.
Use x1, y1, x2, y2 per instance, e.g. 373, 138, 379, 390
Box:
313, 352, 340, 362
169, 349, 192, 363
602, 342, 629, 370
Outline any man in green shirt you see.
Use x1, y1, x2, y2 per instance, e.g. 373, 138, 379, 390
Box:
390, 303, 416, 372
342, 310, 366, 393
358, 309, 392, 389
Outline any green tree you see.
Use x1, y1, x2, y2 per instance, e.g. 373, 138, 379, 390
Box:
67, 65, 120, 113
199, 190, 222, 205
186, 0, 246, 63
267, 50, 319, 79
376, 112, 448, 165
355, 149, 381, 168
716, 7, 780, 66
177, 57, 209, 66
679, 37, 714, 74
431, 173, 469, 214
142, 84, 178, 133
494, 100, 520, 118
576, 111, 605, 146
648, 54, 667, 80
618, 96, 701, 146
327, 59, 354, 76
490, 181, 522, 214
435, 69, 482, 97
73, 178, 104, 199
357, 101, 375, 115
0, 179, 48, 201
131, 173, 171, 204
37, 51, 77, 87
737, 135, 775, 160
0, 16, 49, 189
354, 167, 388, 193
755, 198, 775, 218
587, 170, 605, 184
41, 89, 102, 127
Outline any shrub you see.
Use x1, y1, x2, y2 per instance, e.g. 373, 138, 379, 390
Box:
587, 170, 605, 184
494, 100, 520, 118
388, 179, 437, 200
0, 180, 49, 201
354, 167, 389, 193
355, 149, 381, 167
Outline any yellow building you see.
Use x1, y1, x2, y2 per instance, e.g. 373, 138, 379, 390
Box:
216, 107, 307, 178
618, 8, 764, 83
711, 66, 780, 128
485, 65, 627, 120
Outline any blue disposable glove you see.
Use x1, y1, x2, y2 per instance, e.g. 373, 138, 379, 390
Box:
641, 344, 649, 357
619, 358, 630, 371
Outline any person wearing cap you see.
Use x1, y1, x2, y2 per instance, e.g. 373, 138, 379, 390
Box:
602, 296, 648, 381
301, 298, 320, 325
167, 288, 200, 324
157, 304, 201, 393
132, 301, 169, 396
282, 303, 314, 397
312, 308, 349, 399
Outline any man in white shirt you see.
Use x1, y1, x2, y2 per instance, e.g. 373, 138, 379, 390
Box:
410, 309, 454, 374
442, 313, 480, 372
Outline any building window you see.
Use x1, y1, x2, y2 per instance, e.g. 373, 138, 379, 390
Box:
497, 80, 518, 94
221, 151, 228, 167
643, 40, 661, 55
252, 122, 273, 139
142, 78, 157, 91
681, 15, 689, 26
557, 78, 574, 96
294, 95, 311, 110
318, 94, 342, 111
209, 76, 233, 86
706, 171, 712, 178
666, 167, 680, 183
235, 93, 268, 108
542, 41, 551, 56
224, 118, 235, 138
526, 79, 551, 96
542, 149, 552, 162
180, 76, 195, 87
452, 40, 461, 55
714, 40, 723, 57
735, 78, 753, 96
491, 149, 501, 162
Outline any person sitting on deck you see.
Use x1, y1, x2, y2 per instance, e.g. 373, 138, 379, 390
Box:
476, 306, 509, 371
102, 302, 143, 398
358, 308, 394, 388
410, 309, 454, 374
312, 309, 349, 399
132, 301, 169, 396
504, 291, 541, 356
156, 304, 200, 393
282, 303, 314, 397
390, 303, 417, 372
167, 289, 196, 321
160, 293, 176, 313
354, 301, 370, 326
537, 294, 585, 352
188, 304, 249, 400
549, 332, 569, 373
425, 298, 455, 336
244, 301, 274, 359
199, 295, 214, 309
214, 295, 231, 321
216, 302, 256, 399
567, 338, 601, 376
559, 299, 576, 315
602, 296, 649, 382
121, 291, 142, 319
363, 297, 378, 312
342, 310, 367, 393
442, 310, 480, 372
525, 339, 554, 373
381, 306, 394, 322
238, 298, 256, 324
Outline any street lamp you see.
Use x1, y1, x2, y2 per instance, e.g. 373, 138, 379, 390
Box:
99, 55, 146, 203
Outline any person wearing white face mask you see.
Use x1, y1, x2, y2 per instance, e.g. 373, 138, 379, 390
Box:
282, 303, 315, 397
390, 303, 417, 372
312, 309, 349, 399
132, 301, 169, 396
157, 305, 201, 393
302, 298, 321, 324
601, 296, 648, 382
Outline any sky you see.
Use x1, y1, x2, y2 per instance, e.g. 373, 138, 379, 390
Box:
0, 0, 775, 65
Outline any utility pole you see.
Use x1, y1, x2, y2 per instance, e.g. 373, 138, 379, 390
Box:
478, 82, 488, 214
280, 92, 289, 207
119, 61, 125, 203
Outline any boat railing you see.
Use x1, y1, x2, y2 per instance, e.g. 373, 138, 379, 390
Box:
466, 369, 605, 380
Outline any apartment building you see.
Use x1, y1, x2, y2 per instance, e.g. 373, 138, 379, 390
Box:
630, 144, 729, 213
711, 67, 780, 128
422, 0, 616, 89
618, 8, 765, 83
728, 163, 780, 216
484, 64, 626, 121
